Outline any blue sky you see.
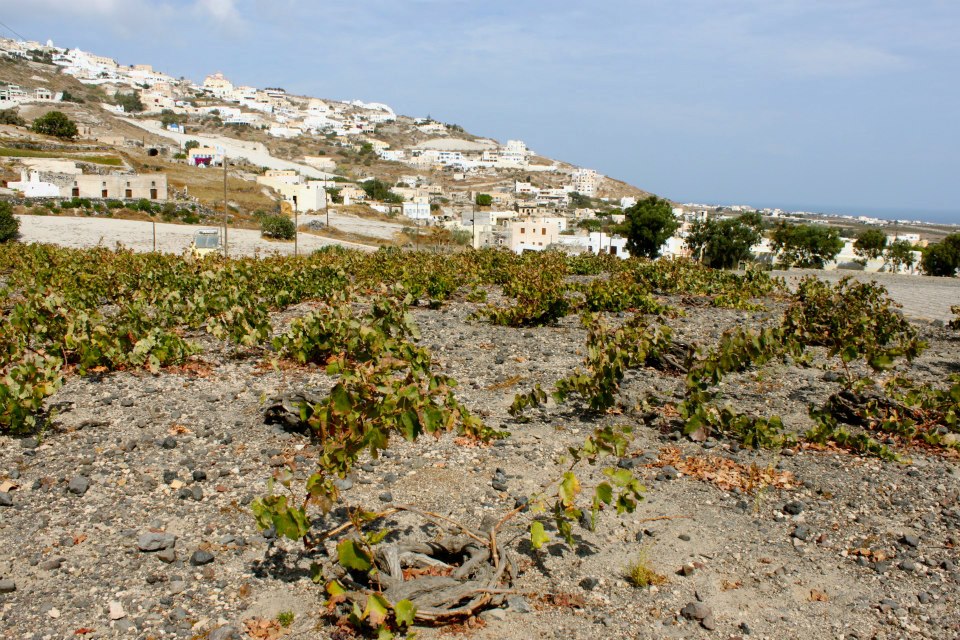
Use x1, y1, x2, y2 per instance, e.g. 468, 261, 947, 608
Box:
3, 0, 959, 223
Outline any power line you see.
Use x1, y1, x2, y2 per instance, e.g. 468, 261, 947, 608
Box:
0, 20, 28, 42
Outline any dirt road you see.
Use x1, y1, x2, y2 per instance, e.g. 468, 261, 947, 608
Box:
14, 214, 374, 256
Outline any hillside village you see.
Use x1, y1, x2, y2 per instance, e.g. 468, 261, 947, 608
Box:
0, 36, 955, 272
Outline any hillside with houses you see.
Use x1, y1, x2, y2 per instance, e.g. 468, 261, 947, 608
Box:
0, 36, 955, 271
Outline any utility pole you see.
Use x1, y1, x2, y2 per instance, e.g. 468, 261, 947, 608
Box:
222, 155, 228, 258
293, 195, 298, 257
472, 203, 476, 249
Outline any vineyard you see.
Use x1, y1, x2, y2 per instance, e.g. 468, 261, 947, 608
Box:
0, 243, 958, 639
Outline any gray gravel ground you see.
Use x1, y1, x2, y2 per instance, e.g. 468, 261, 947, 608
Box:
0, 277, 958, 639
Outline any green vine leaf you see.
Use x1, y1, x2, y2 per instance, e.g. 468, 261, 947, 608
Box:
365, 593, 390, 626
595, 482, 613, 505
394, 599, 417, 627
337, 539, 373, 572
530, 521, 549, 550
559, 472, 581, 508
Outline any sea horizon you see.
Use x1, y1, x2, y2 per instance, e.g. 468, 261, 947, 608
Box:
708, 202, 960, 227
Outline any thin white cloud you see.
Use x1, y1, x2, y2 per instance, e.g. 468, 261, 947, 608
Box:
4, 0, 246, 40
5, 0, 175, 40
24, 0, 125, 12
781, 40, 909, 77
194, 0, 245, 29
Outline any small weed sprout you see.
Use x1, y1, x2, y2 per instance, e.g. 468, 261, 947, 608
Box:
625, 548, 666, 588
750, 457, 780, 514
276, 610, 294, 627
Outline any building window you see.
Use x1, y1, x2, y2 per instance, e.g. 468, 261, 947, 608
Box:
520, 227, 525, 234
542, 228, 546, 235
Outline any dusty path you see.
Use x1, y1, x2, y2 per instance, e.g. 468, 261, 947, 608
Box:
299, 211, 407, 241
774, 269, 959, 323
13, 214, 375, 256
121, 118, 334, 180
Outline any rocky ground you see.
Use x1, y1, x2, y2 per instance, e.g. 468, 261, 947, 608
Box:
1, 284, 959, 640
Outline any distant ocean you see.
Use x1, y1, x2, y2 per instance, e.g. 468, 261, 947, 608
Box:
752, 204, 960, 227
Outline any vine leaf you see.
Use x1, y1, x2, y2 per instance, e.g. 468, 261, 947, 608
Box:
325, 579, 347, 603
530, 521, 549, 550
595, 482, 613, 505
393, 599, 417, 627
559, 472, 581, 507
364, 593, 390, 626
337, 539, 373, 571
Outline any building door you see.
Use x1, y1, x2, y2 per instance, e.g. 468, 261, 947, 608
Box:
72, 188, 79, 197
101, 189, 108, 198
149, 189, 158, 199
125, 189, 132, 198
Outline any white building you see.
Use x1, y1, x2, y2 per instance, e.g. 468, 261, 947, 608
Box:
887, 233, 920, 244
507, 217, 568, 253
257, 170, 327, 211
378, 149, 406, 162
6, 170, 61, 197
188, 145, 225, 167
223, 112, 261, 126
126, 64, 175, 87
403, 202, 432, 220
571, 168, 602, 197
462, 209, 516, 227
554, 232, 630, 258
515, 181, 539, 196
268, 126, 303, 138
203, 73, 234, 99
58, 48, 120, 82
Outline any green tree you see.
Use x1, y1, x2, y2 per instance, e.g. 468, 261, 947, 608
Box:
622, 196, 679, 259
569, 192, 592, 208
920, 233, 960, 277
685, 212, 763, 269
0, 108, 25, 126
113, 90, 144, 113
475, 193, 493, 207
578, 218, 603, 232
59, 90, 84, 104
260, 214, 296, 240
853, 229, 887, 262
884, 239, 916, 273
31, 111, 78, 139
770, 222, 844, 269
361, 179, 403, 204
325, 187, 343, 204
183, 140, 200, 152
159, 109, 182, 128
0, 201, 20, 243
